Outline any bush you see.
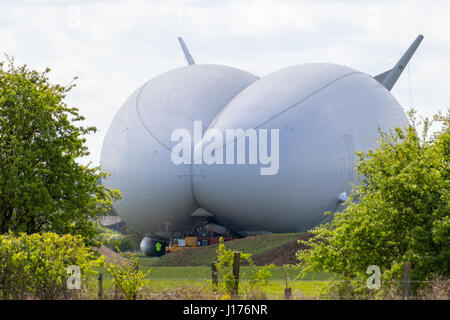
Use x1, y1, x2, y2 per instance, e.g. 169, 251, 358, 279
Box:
0, 232, 100, 299
297, 110, 449, 298
215, 238, 274, 299
104, 251, 150, 300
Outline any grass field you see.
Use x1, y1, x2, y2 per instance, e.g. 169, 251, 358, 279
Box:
138, 256, 332, 280
91, 232, 333, 299
93, 256, 332, 299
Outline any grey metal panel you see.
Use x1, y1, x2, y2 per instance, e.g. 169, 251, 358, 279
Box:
373, 68, 392, 83
178, 37, 195, 65
191, 207, 214, 217
374, 34, 424, 90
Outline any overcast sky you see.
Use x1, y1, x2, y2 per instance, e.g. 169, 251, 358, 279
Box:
1, 0, 449, 166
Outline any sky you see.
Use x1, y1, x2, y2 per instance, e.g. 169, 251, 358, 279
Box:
1, 0, 449, 166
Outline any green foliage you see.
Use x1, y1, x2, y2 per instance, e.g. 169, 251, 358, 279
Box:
104, 251, 150, 300
216, 237, 252, 296
121, 224, 143, 250
242, 264, 275, 299
94, 225, 139, 252
297, 109, 449, 297
0, 56, 120, 241
280, 264, 300, 289
0, 232, 100, 299
108, 237, 137, 252
215, 237, 274, 298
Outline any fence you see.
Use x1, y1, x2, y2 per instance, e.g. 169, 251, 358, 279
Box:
78, 275, 449, 301
1, 275, 447, 300
1, 253, 448, 300
88, 256, 447, 301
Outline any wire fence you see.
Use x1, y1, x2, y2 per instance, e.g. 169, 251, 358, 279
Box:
1, 256, 448, 300
73, 272, 449, 301
2, 276, 447, 300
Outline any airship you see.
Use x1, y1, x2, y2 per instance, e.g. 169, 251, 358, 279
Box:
101, 35, 423, 255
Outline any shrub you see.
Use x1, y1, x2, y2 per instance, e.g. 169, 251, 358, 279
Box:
297, 110, 449, 298
0, 232, 100, 299
104, 251, 150, 300
215, 237, 274, 299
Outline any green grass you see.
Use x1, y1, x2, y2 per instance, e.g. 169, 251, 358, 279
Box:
95, 234, 332, 299
137, 256, 160, 269
141, 279, 328, 299
93, 257, 332, 299
265, 280, 328, 299
97, 256, 334, 283
224, 233, 302, 255
144, 265, 331, 298
139, 261, 332, 281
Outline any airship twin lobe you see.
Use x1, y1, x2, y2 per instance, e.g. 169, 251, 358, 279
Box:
101, 34, 423, 254
170, 120, 280, 175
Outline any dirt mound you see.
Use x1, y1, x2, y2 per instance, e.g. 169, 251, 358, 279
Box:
154, 233, 313, 266
252, 233, 313, 265
92, 245, 130, 266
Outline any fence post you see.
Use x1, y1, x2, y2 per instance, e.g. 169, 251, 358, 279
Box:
211, 262, 218, 288
403, 262, 411, 300
232, 252, 241, 299
98, 273, 103, 300
114, 284, 120, 300
284, 287, 292, 300
133, 262, 138, 300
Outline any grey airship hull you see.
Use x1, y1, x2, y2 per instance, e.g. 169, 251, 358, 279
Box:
101, 64, 258, 235
100, 35, 423, 237
193, 64, 407, 233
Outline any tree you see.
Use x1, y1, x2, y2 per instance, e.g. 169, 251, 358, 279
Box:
0, 56, 120, 241
296, 109, 449, 297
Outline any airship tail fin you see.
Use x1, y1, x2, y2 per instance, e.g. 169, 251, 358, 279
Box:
374, 34, 424, 90
178, 36, 196, 65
